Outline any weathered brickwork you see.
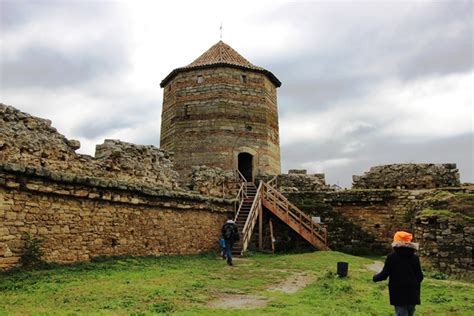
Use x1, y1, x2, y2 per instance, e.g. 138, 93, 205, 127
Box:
282, 189, 427, 254
273, 186, 473, 276
353, 163, 460, 189
0, 167, 232, 269
160, 44, 281, 180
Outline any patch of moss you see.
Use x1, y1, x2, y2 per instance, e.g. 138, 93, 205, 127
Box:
348, 189, 394, 192
453, 193, 474, 205
431, 191, 454, 201
418, 208, 474, 222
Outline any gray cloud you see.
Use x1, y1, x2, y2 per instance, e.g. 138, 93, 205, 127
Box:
1, 1, 472, 188
71, 100, 161, 139
276, 75, 373, 114
282, 133, 474, 188
73, 116, 138, 139
259, 1, 473, 112
0, 43, 128, 88
0, 1, 113, 31
398, 29, 474, 80
0, 0, 129, 89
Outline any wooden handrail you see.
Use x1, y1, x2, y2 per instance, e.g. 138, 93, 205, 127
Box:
267, 175, 278, 188
234, 177, 328, 255
264, 191, 326, 242
263, 182, 323, 231
235, 170, 248, 183
262, 181, 327, 248
233, 169, 249, 221
240, 181, 263, 254
234, 181, 247, 220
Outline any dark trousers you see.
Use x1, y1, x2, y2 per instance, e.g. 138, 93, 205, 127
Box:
395, 305, 415, 316
224, 239, 234, 263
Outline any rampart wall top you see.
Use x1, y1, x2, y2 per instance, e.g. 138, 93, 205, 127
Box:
0, 104, 180, 190
352, 163, 461, 189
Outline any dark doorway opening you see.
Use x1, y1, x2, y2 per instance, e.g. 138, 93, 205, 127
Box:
238, 153, 253, 182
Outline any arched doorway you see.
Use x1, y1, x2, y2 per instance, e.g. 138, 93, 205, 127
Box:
238, 153, 253, 182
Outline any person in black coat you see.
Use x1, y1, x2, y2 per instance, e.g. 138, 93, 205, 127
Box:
373, 231, 424, 316
221, 219, 240, 266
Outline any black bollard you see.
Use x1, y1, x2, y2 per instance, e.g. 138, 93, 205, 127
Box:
337, 262, 349, 277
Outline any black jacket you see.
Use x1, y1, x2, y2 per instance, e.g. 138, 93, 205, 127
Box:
373, 247, 424, 306
222, 222, 240, 243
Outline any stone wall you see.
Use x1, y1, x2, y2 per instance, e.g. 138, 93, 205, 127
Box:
0, 104, 233, 270
1, 104, 180, 190
283, 189, 428, 254
415, 212, 473, 277
0, 166, 232, 270
414, 191, 474, 276
352, 163, 460, 189
160, 67, 280, 179
275, 187, 473, 275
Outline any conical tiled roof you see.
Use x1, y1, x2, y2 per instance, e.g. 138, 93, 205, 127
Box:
160, 41, 281, 87
186, 41, 264, 70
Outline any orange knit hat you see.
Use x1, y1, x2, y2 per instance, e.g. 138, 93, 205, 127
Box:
393, 231, 413, 242
392, 231, 418, 250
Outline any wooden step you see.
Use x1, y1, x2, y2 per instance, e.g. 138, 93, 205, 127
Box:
262, 199, 327, 250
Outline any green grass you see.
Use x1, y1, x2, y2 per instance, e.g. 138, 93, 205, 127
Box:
0, 252, 473, 315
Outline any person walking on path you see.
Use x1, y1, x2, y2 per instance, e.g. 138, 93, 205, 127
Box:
373, 231, 424, 316
221, 219, 240, 266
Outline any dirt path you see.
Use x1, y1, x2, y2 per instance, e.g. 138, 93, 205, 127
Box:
208, 271, 316, 309
365, 261, 384, 273
207, 294, 268, 309
268, 272, 316, 294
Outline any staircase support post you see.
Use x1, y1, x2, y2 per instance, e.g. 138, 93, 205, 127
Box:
258, 202, 263, 251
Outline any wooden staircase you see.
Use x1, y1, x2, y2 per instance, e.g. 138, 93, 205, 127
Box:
232, 182, 257, 255
261, 181, 328, 251
234, 177, 328, 255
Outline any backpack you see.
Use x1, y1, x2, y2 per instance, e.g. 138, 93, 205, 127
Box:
223, 223, 234, 240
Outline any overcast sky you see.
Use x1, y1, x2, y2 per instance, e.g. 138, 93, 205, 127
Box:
1, 0, 473, 187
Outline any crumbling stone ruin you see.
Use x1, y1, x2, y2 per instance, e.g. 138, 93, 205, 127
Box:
0, 103, 233, 269
352, 163, 461, 189
415, 190, 473, 277
2, 103, 472, 275
188, 165, 240, 198
1, 104, 180, 190
277, 173, 472, 277
1, 40, 471, 276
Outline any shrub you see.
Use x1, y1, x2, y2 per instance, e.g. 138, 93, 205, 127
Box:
19, 233, 44, 268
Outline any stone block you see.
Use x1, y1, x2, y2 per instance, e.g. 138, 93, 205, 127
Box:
6, 181, 20, 189
0, 243, 13, 257
5, 211, 16, 220
0, 256, 19, 265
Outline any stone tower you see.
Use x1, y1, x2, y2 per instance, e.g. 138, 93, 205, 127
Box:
160, 41, 281, 181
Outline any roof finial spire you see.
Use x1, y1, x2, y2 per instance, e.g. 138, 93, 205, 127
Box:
220, 22, 223, 41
